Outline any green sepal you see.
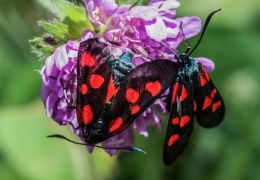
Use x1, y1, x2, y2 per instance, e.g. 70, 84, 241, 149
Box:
38, 21, 69, 42
29, 35, 56, 61
37, 0, 94, 36
30, 0, 94, 59
37, 0, 93, 28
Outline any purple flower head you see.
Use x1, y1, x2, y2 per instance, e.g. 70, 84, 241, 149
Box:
41, 0, 216, 156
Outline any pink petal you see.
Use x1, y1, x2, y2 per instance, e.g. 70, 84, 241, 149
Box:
101, 128, 134, 156
194, 57, 215, 72
145, 17, 168, 41
177, 16, 202, 39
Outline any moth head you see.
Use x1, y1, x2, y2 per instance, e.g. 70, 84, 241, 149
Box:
177, 53, 190, 66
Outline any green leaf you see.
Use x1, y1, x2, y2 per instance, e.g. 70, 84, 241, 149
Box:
31, 0, 95, 59
37, 0, 94, 31
63, 17, 88, 40
38, 20, 69, 42
0, 101, 117, 179
29, 36, 55, 60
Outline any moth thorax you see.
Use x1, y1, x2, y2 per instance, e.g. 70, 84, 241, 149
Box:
177, 55, 201, 85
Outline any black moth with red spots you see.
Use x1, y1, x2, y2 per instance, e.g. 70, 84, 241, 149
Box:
163, 53, 225, 165
76, 38, 178, 144
160, 9, 225, 165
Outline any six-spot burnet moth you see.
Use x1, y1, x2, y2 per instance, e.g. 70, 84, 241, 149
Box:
48, 9, 225, 165
160, 9, 225, 165
49, 38, 179, 153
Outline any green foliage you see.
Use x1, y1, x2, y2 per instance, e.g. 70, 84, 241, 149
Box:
30, 0, 94, 60
38, 0, 87, 22
29, 36, 56, 60
0, 101, 116, 180
38, 21, 69, 41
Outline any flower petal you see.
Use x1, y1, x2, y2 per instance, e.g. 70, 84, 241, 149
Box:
134, 106, 163, 137
99, 0, 118, 17
151, 0, 180, 10
145, 17, 167, 41
177, 16, 202, 39
101, 128, 134, 156
194, 57, 215, 72
130, 6, 159, 21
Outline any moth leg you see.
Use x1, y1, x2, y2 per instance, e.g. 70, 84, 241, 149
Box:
49, 76, 76, 109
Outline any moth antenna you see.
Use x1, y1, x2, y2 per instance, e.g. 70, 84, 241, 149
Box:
160, 42, 178, 56
188, 8, 222, 55
47, 134, 146, 154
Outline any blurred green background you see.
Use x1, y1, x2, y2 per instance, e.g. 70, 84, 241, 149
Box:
1, 0, 260, 179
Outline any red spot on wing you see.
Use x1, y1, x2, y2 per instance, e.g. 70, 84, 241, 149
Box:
90, 74, 104, 89
81, 84, 88, 95
145, 81, 161, 96
212, 101, 222, 112
82, 105, 93, 125
171, 83, 179, 104
210, 88, 217, 99
109, 117, 123, 133
200, 66, 211, 86
194, 100, 197, 112
171, 117, 179, 125
203, 96, 212, 110
168, 134, 180, 146
105, 76, 119, 103
81, 52, 95, 67
202, 66, 210, 81
131, 105, 140, 115
126, 88, 140, 103
180, 115, 191, 128
200, 75, 208, 86
180, 85, 188, 101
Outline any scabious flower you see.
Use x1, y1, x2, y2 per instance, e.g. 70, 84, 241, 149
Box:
41, 0, 215, 155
